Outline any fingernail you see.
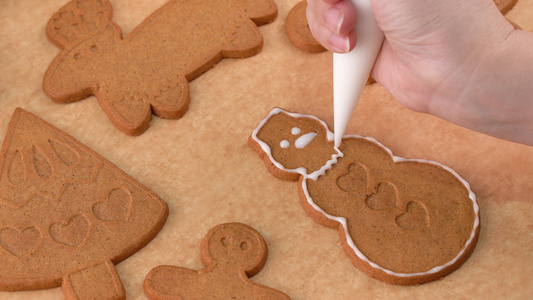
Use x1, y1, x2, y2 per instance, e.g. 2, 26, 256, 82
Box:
330, 34, 350, 53
325, 7, 344, 34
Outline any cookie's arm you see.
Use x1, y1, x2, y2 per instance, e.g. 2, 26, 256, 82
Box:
144, 265, 198, 299
221, 19, 264, 58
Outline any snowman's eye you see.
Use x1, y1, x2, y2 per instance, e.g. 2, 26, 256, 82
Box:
291, 127, 301, 135
280, 140, 290, 148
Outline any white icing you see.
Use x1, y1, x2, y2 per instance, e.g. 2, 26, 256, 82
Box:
251, 108, 342, 181
251, 107, 480, 279
291, 127, 301, 135
280, 140, 289, 148
295, 132, 317, 149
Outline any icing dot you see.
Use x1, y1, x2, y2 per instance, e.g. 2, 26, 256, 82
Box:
291, 127, 301, 135
280, 140, 290, 148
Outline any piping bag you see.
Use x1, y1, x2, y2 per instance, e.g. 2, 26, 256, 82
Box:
333, 0, 384, 147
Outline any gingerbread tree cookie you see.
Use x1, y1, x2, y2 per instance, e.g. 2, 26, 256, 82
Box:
249, 108, 480, 285
144, 222, 290, 299
0, 108, 168, 299
43, 0, 277, 135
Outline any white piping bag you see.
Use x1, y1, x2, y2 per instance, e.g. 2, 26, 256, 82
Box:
333, 0, 384, 147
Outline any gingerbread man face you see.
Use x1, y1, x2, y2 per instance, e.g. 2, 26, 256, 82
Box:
201, 222, 267, 277
249, 108, 480, 285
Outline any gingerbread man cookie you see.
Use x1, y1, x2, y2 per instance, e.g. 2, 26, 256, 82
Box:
43, 0, 277, 135
0, 108, 168, 299
144, 222, 290, 299
249, 108, 480, 285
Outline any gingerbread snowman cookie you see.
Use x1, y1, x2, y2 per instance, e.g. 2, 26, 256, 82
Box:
249, 108, 480, 285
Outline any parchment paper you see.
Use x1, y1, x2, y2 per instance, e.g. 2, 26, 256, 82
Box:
0, 0, 532, 299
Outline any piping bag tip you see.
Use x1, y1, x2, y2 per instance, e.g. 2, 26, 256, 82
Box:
332, 0, 384, 149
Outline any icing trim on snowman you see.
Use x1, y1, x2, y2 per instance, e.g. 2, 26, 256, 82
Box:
251, 107, 343, 181
251, 107, 479, 279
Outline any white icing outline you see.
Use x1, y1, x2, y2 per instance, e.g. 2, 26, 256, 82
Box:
251, 108, 480, 278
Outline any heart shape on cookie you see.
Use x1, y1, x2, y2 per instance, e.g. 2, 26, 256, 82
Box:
395, 201, 430, 230
366, 182, 398, 211
49, 214, 90, 247
92, 187, 133, 222
336, 163, 369, 192
0, 226, 42, 257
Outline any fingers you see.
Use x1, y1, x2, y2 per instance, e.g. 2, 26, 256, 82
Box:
306, 0, 357, 52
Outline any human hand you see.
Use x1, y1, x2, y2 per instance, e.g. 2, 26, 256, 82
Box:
306, 0, 533, 146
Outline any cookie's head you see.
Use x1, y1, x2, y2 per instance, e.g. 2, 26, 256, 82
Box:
250, 108, 340, 180
43, 25, 122, 103
201, 223, 267, 277
44, 0, 121, 103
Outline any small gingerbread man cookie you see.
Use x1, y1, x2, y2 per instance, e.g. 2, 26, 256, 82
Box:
144, 223, 290, 299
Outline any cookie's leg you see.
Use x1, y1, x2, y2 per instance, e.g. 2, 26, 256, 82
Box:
150, 75, 191, 120
222, 19, 264, 58
97, 90, 152, 136
62, 259, 125, 300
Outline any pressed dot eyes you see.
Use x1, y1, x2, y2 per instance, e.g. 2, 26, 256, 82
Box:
73, 45, 99, 59
240, 242, 249, 250
220, 237, 250, 250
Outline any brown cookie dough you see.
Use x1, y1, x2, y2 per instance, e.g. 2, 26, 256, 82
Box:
43, 0, 277, 135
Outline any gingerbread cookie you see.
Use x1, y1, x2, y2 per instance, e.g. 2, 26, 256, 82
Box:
0, 108, 168, 299
249, 108, 480, 285
285, 1, 326, 52
43, 0, 277, 135
144, 222, 290, 299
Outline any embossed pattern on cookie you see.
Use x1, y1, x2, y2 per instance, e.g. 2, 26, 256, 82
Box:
249, 108, 480, 285
0, 108, 168, 299
43, 0, 278, 135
